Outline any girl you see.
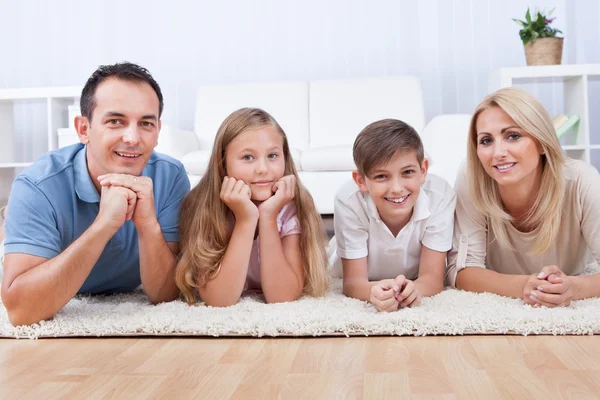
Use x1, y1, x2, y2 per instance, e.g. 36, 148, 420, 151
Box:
176, 108, 329, 306
447, 87, 600, 307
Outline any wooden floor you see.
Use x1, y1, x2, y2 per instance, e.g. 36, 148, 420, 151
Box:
1, 336, 599, 399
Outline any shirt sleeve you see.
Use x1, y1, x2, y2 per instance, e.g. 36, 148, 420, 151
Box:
278, 202, 301, 237
421, 181, 457, 252
577, 162, 600, 264
4, 176, 62, 259
446, 166, 488, 287
157, 165, 190, 243
333, 192, 369, 260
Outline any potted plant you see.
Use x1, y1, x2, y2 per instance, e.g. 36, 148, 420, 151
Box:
513, 8, 563, 66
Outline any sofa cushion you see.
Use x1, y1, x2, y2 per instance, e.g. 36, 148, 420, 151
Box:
181, 148, 303, 176
181, 150, 211, 176
194, 82, 310, 151
301, 146, 354, 172
289, 148, 302, 171
309, 77, 426, 148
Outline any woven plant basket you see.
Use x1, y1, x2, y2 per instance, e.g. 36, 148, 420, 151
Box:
524, 37, 563, 66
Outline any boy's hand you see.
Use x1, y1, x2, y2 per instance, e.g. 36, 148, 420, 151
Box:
258, 175, 296, 218
220, 177, 259, 222
369, 279, 400, 312
393, 275, 422, 308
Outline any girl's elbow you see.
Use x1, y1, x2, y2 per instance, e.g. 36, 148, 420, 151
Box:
264, 286, 302, 304
204, 297, 239, 308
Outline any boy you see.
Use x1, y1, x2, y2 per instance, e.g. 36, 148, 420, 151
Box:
329, 119, 456, 312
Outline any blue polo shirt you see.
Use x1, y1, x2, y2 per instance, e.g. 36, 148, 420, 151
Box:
4, 144, 190, 294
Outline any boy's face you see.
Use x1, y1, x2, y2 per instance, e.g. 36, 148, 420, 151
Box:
352, 150, 428, 233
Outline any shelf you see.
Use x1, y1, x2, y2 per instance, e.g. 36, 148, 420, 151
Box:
492, 64, 600, 82
0, 86, 82, 101
562, 145, 587, 151
0, 162, 33, 168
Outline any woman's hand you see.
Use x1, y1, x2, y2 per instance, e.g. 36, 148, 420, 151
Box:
528, 265, 573, 308
220, 177, 259, 221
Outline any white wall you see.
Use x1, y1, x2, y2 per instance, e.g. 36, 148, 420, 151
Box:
0, 0, 598, 164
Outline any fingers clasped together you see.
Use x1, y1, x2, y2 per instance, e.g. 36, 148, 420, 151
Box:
523, 265, 573, 308
369, 274, 422, 312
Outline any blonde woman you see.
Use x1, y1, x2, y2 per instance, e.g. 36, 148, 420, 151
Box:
176, 108, 329, 307
447, 88, 600, 307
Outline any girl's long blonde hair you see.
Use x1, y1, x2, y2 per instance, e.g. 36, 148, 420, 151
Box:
467, 87, 566, 255
175, 108, 329, 304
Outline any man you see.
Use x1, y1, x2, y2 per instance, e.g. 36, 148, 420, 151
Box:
1, 62, 190, 326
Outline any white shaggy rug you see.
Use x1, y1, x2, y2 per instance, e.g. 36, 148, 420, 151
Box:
1, 278, 600, 339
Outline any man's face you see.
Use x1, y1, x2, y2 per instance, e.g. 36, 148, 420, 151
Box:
76, 78, 161, 185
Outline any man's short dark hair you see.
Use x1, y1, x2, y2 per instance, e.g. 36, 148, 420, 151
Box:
353, 119, 424, 176
80, 62, 164, 122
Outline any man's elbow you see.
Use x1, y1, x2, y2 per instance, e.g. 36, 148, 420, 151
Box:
2, 291, 46, 327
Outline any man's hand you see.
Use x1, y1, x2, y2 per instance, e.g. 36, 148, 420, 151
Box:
98, 174, 156, 232
96, 185, 137, 233
220, 177, 259, 222
369, 279, 400, 312
526, 265, 574, 308
393, 275, 422, 308
258, 175, 296, 218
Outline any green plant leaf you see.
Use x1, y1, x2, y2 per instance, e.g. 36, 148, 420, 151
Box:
526, 8, 531, 23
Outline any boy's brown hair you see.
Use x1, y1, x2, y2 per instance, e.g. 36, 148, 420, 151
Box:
353, 119, 424, 176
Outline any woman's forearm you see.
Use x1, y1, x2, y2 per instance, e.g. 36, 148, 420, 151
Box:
456, 267, 529, 299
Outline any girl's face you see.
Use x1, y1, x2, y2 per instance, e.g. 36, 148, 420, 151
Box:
225, 125, 286, 201
475, 106, 544, 190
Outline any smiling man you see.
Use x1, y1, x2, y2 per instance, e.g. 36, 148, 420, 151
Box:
1, 63, 190, 326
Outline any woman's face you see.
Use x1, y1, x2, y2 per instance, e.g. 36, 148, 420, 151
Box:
475, 106, 544, 189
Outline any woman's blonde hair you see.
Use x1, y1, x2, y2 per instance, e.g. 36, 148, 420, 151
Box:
175, 108, 329, 304
467, 87, 566, 255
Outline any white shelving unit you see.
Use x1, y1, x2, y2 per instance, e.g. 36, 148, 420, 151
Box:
489, 64, 600, 165
0, 86, 82, 200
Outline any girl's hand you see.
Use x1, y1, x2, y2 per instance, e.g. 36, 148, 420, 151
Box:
220, 177, 258, 221
258, 175, 296, 218
369, 279, 400, 312
393, 275, 422, 308
528, 265, 573, 308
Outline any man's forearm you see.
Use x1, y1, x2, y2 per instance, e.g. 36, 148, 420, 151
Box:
137, 221, 179, 304
3, 221, 113, 326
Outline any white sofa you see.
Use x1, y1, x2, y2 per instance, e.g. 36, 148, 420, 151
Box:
175, 77, 470, 214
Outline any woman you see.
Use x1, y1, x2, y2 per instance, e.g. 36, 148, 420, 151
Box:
447, 87, 600, 307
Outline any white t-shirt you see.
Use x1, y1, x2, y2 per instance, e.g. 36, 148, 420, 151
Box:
329, 173, 456, 280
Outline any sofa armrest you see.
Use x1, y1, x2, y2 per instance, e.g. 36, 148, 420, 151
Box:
156, 125, 200, 159
421, 114, 472, 186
